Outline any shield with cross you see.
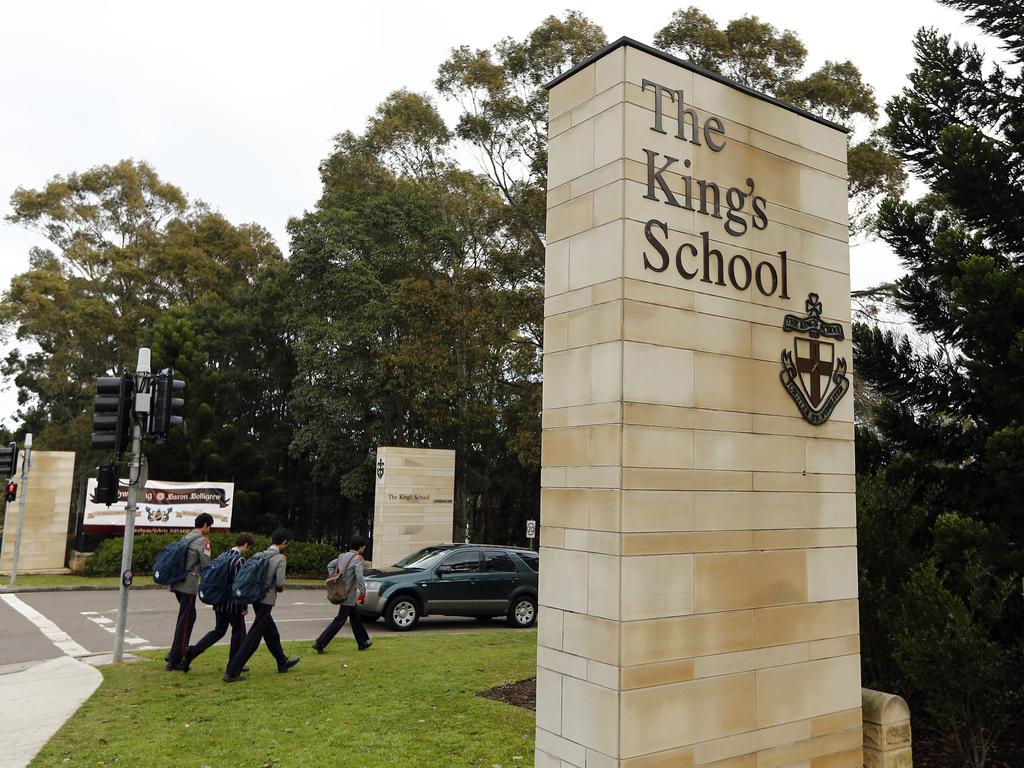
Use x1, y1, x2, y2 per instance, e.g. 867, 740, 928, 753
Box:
779, 293, 850, 425
794, 337, 835, 408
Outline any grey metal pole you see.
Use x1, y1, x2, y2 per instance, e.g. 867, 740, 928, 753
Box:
8, 433, 32, 586
112, 349, 151, 663
111, 421, 142, 662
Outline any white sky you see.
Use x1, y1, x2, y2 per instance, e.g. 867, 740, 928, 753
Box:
0, 1, 993, 427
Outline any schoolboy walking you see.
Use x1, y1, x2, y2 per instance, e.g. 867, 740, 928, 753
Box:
223, 528, 300, 682
312, 535, 372, 653
166, 513, 213, 671
181, 532, 254, 672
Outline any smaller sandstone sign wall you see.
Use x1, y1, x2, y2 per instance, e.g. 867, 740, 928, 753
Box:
371, 447, 455, 568
0, 451, 76, 573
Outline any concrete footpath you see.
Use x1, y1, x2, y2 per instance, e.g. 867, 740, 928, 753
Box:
0, 655, 103, 767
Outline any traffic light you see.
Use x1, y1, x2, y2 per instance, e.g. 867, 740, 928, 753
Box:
5, 481, 16, 502
92, 375, 133, 457
0, 441, 17, 478
149, 368, 184, 441
94, 464, 120, 506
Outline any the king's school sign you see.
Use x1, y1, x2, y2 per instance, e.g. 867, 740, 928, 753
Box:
638, 79, 790, 298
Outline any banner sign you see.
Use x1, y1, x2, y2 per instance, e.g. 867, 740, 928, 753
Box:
83, 479, 234, 533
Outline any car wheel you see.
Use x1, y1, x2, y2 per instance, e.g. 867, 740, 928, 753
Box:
507, 595, 537, 628
384, 595, 420, 631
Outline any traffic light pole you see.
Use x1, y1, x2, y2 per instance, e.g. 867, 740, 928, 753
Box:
112, 422, 142, 662
8, 433, 32, 587
112, 349, 150, 663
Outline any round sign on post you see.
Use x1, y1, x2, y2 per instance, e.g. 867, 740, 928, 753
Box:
526, 519, 536, 539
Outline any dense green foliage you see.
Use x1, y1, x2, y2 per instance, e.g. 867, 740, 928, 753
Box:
854, 2, 1024, 764
85, 532, 336, 577
3, 10, 896, 552
31, 632, 537, 768
0, 160, 306, 536
653, 7, 905, 233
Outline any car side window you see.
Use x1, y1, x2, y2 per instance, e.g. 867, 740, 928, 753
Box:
516, 552, 540, 573
484, 551, 517, 572
441, 550, 481, 573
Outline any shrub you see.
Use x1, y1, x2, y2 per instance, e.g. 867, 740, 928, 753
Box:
284, 541, 338, 576
85, 532, 334, 577
892, 560, 1024, 768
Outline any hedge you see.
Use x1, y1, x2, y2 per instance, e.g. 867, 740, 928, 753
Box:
86, 532, 338, 578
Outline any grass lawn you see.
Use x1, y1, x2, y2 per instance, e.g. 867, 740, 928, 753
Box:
31, 631, 537, 768
4, 574, 325, 588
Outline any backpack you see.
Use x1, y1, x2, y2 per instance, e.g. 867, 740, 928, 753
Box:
325, 552, 357, 605
232, 551, 274, 603
152, 535, 193, 585
199, 550, 238, 606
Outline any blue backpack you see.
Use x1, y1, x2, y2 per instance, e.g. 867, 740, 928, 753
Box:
231, 551, 274, 603
152, 535, 193, 585
199, 550, 239, 605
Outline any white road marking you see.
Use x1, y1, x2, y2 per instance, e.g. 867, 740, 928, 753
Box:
79, 612, 150, 648
1, 594, 91, 658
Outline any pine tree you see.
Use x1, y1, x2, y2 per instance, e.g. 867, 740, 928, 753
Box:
854, 3, 1024, 765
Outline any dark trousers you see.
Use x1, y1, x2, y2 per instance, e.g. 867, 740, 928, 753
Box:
168, 591, 197, 664
188, 610, 246, 668
225, 602, 286, 676
315, 604, 369, 649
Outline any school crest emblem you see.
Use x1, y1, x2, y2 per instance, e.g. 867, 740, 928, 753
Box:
779, 293, 850, 425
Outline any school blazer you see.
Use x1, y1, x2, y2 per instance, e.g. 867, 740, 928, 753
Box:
171, 531, 211, 596
258, 546, 288, 606
336, 551, 366, 607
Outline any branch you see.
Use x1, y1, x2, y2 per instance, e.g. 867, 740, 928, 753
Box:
851, 282, 896, 300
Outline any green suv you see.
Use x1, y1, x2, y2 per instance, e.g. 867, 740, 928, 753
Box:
358, 544, 539, 631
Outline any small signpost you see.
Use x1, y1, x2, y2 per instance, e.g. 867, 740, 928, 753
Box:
526, 519, 536, 550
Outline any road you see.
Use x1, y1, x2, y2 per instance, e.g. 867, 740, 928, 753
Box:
0, 587, 517, 668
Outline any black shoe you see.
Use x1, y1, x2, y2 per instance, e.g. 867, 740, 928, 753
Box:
177, 660, 191, 673
312, 644, 325, 655
358, 640, 373, 651
278, 657, 300, 673
223, 673, 245, 683
165, 661, 178, 671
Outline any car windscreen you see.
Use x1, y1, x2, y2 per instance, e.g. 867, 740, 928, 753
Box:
393, 546, 451, 569
515, 551, 540, 572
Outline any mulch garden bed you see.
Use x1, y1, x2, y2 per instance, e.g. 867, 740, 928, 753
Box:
479, 679, 1024, 768
477, 677, 536, 710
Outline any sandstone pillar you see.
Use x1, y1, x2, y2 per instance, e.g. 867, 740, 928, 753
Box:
537, 38, 860, 768
0, 451, 76, 574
